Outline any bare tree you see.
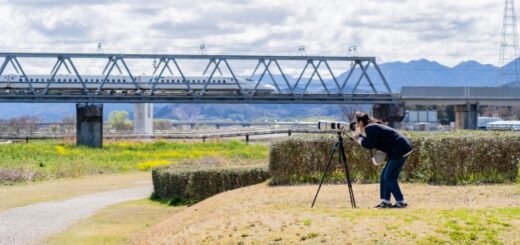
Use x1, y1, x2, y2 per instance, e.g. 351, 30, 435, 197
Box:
109, 111, 132, 131
61, 115, 75, 134
339, 104, 361, 122
154, 119, 173, 131
7, 116, 41, 134
481, 106, 520, 120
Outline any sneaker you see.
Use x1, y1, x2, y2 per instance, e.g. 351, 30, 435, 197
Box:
392, 201, 408, 208
374, 202, 392, 208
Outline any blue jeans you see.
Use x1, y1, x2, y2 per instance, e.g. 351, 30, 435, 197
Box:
380, 156, 407, 202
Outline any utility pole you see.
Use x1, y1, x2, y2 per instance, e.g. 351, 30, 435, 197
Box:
499, 0, 520, 86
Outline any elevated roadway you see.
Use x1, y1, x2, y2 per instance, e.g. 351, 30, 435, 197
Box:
401, 86, 520, 106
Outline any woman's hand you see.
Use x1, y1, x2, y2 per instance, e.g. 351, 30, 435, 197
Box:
351, 132, 361, 140
350, 132, 364, 145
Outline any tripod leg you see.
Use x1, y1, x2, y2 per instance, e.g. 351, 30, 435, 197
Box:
311, 142, 339, 208
339, 140, 357, 208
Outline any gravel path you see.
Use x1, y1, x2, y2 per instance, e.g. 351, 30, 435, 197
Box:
0, 185, 153, 245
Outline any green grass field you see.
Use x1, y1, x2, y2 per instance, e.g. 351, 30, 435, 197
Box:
0, 140, 268, 184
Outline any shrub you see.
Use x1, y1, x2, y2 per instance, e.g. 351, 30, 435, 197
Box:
152, 164, 270, 203
269, 131, 520, 185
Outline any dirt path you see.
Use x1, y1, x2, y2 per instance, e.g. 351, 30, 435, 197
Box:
0, 172, 150, 211
0, 185, 152, 245
0, 173, 152, 245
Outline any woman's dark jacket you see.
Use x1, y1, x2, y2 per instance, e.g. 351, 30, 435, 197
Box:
359, 123, 413, 160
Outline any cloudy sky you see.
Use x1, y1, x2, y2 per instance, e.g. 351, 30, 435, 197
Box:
0, 0, 509, 66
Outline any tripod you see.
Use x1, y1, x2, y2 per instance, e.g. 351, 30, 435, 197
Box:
311, 131, 357, 208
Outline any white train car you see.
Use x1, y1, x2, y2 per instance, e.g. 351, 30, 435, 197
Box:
0, 75, 274, 94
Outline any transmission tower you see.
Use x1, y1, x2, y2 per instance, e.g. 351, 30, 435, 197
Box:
348, 46, 358, 56
96, 42, 104, 54
348, 46, 358, 68
499, 0, 520, 85
199, 43, 207, 55
297, 45, 307, 56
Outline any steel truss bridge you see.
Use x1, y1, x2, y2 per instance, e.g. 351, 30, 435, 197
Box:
0, 52, 397, 104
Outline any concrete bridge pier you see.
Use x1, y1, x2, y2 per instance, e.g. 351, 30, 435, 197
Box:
76, 103, 103, 148
133, 103, 154, 135
372, 103, 405, 128
454, 104, 478, 130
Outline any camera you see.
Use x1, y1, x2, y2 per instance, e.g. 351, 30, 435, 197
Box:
318, 121, 356, 131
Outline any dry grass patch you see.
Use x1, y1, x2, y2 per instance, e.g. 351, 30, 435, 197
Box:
44, 199, 184, 245
135, 183, 520, 244
0, 172, 150, 211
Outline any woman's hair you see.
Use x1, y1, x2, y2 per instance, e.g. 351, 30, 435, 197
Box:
355, 112, 382, 125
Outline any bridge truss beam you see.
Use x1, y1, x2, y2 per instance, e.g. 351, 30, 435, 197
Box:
0, 52, 394, 104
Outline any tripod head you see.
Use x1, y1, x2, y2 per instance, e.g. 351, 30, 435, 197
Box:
337, 130, 346, 141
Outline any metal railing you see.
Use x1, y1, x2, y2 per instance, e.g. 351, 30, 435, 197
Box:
0, 129, 334, 143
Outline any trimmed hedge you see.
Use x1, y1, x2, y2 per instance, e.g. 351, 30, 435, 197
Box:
269, 131, 520, 185
152, 165, 270, 203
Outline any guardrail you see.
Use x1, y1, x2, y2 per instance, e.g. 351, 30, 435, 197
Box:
0, 129, 334, 144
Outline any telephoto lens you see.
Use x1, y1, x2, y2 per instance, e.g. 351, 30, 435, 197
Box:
317, 121, 349, 131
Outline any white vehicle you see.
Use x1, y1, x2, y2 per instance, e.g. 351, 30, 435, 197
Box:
0, 75, 275, 94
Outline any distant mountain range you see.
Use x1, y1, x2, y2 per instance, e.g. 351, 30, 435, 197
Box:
253, 58, 511, 92
373, 59, 503, 88
0, 59, 515, 122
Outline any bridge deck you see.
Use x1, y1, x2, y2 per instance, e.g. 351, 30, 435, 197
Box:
0, 86, 517, 105
0, 93, 399, 104
401, 86, 520, 106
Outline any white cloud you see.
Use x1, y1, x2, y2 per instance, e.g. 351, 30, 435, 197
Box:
0, 0, 509, 66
